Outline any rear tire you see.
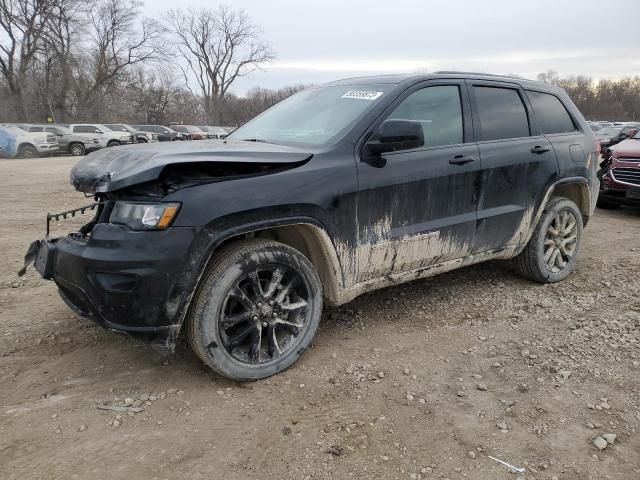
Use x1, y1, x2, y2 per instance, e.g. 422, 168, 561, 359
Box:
187, 239, 323, 381
18, 145, 38, 158
513, 197, 583, 283
69, 142, 85, 156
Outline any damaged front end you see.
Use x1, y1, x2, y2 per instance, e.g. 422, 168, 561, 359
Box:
19, 196, 193, 351
19, 141, 313, 352
20, 200, 105, 279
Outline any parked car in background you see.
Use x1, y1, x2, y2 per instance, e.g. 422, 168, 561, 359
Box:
23, 72, 599, 380
28, 124, 101, 156
168, 124, 208, 140
104, 124, 159, 143
0, 125, 59, 158
0, 126, 18, 157
67, 124, 134, 147
596, 125, 638, 153
597, 128, 640, 208
588, 122, 602, 132
199, 126, 230, 139
133, 125, 186, 142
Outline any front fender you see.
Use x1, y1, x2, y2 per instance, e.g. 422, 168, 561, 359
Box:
162, 214, 343, 347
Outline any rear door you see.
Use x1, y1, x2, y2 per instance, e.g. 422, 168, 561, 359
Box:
356, 80, 481, 282
468, 81, 558, 253
525, 89, 586, 178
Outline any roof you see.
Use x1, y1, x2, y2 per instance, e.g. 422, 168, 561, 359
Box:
323, 71, 559, 92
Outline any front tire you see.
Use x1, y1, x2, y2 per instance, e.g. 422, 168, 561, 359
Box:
513, 197, 583, 283
187, 239, 323, 381
107, 140, 120, 147
69, 142, 85, 156
18, 145, 38, 158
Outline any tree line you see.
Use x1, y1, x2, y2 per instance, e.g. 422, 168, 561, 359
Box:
536, 71, 640, 122
0, 0, 289, 125
1, 1, 638, 127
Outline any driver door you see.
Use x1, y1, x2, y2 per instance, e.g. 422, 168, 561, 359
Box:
356, 81, 481, 282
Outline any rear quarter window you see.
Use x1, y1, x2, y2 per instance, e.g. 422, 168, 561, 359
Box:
525, 90, 577, 134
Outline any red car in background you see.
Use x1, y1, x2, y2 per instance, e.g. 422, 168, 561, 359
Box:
597, 129, 640, 208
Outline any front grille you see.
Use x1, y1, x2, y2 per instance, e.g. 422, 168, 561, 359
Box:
46, 134, 56, 143
611, 167, 640, 186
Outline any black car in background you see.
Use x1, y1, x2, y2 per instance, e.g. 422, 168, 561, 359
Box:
133, 125, 186, 142
23, 72, 599, 381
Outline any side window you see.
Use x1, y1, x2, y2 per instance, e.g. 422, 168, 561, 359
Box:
526, 90, 577, 134
385, 85, 463, 149
474, 86, 530, 141
74, 126, 90, 133
29, 126, 43, 132
88, 126, 101, 133
45, 127, 59, 135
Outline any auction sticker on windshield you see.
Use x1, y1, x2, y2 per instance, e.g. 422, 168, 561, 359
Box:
341, 90, 384, 100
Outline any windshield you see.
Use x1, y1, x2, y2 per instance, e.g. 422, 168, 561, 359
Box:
105, 124, 134, 133
599, 127, 621, 136
228, 84, 392, 147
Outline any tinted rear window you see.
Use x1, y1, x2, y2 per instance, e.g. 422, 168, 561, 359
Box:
474, 86, 530, 141
526, 90, 577, 134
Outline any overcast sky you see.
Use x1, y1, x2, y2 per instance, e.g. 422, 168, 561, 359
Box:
150, 0, 640, 95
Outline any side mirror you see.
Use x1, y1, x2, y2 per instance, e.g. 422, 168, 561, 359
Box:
366, 119, 424, 155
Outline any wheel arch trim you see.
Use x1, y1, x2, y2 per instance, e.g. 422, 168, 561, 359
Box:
522, 176, 591, 250
166, 216, 345, 347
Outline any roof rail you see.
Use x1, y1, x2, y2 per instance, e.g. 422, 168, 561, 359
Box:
433, 70, 524, 80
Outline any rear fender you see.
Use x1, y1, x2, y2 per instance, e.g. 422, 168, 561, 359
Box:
519, 177, 591, 252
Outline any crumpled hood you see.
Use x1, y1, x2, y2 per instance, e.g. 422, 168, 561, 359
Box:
70, 140, 313, 193
611, 138, 640, 158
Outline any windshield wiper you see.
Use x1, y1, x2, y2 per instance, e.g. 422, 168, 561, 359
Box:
239, 138, 274, 144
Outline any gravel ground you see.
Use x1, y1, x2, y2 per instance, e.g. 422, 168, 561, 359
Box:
1, 156, 639, 480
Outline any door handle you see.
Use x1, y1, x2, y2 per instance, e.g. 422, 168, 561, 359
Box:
531, 145, 550, 154
449, 155, 476, 165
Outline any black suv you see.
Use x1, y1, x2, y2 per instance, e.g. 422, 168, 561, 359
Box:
22, 73, 599, 380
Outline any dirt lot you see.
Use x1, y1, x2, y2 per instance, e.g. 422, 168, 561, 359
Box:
1, 156, 639, 480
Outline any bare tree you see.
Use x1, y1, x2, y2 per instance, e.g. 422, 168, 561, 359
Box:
536, 70, 561, 86
0, 0, 54, 119
77, 0, 165, 119
127, 67, 177, 124
38, 0, 84, 121
166, 5, 274, 123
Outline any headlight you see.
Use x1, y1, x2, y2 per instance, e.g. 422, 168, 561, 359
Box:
120, 135, 130, 141
109, 202, 180, 230
34, 136, 45, 142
